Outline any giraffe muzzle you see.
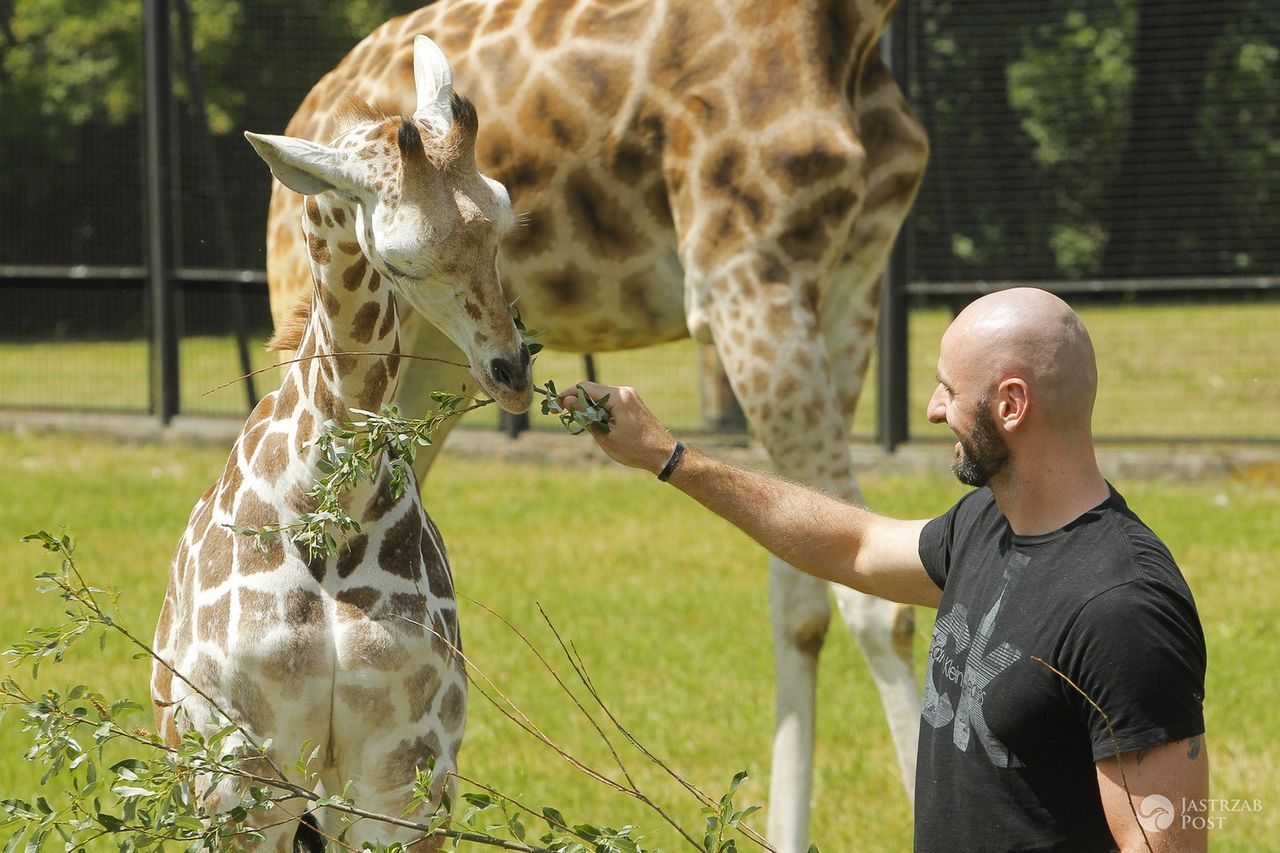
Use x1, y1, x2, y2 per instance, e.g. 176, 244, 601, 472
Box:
488, 343, 532, 394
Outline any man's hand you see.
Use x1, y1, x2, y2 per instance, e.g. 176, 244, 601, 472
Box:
559, 381, 678, 475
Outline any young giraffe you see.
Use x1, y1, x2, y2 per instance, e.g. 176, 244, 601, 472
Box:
266, 3, 928, 849
152, 36, 532, 850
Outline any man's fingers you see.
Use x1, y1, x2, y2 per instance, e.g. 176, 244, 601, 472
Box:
560, 379, 617, 409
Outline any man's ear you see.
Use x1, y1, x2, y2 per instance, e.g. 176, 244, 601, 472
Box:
244, 132, 359, 197
998, 377, 1030, 431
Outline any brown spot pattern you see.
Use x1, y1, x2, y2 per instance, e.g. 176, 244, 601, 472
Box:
383, 732, 444, 786
406, 663, 443, 722
351, 301, 381, 344
228, 671, 276, 733
338, 684, 393, 722
336, 534, 369, 579
238, 589, 276, 637
378, 510, 423, 580
198, 593, 231, 649
529, 0, 573, 49
197, 525, 233, 589
342, 255, 368, 291
336, 586, 381, 620
439, 683, 465, 732
380, 592, 428, 635
358, 360, 390, 410
308, 233, 331, 266
377, 302, 396, 339
344, 621, 409, 671
564, 168, 635, 260
283, 588, 324, 629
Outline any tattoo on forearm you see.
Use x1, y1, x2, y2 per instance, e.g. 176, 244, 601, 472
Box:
1187, 735, 1201, 760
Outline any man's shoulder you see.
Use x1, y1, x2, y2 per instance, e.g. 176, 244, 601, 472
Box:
943, 486, 1002, 531
1080, 487, 1188, 593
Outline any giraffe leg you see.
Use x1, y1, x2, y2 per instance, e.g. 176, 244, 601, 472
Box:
832, 586, 919, 800
697, 287, 868, 852
813, 58, 929, 804
767, 556, 830, 853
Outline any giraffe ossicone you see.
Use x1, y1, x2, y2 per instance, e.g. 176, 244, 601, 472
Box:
152, 35, 527, 848
267, 4, 930, 851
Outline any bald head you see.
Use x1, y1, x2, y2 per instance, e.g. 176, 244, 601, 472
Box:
943, 288, 1098, 432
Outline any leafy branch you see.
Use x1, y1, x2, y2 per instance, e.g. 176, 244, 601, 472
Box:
229, 380, 612, 562
2, 532, 781, 853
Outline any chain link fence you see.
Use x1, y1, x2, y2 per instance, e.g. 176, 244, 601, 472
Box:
0, 0, 1276, 442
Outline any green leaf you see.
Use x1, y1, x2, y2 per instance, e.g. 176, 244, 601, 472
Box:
111, 785, 156, 798
2, 828, 24, 853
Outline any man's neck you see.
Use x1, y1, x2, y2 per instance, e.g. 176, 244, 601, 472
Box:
991, 446, 1110, 536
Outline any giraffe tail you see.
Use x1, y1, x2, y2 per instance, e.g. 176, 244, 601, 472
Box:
293, 811, 324, 853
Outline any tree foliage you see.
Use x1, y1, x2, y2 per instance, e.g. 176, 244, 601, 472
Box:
0, 0, 1276, 278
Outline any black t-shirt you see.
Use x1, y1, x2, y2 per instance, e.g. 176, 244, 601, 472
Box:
914, 485, 1206, 852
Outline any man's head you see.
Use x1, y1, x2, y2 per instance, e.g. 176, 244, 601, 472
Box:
927, 288, 1098, 488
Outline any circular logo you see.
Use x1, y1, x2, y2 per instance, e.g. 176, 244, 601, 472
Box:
1138, 794, 1175, 832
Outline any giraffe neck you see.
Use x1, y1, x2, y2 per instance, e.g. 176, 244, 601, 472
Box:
288, 192, 402, 426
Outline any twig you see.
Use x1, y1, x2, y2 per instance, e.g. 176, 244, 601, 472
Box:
46, 545, 295, 789
542, 610, 776, 852
450, 771, 583, 846
201, 350, 471, 396
1030, 657, 1155, 853
462, 594, 637, 788
392, 615, 625, 791
396, 613, 709, 851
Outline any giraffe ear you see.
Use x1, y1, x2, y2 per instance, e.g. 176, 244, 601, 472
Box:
412, 34, 454, 136
244, 131, 356, 197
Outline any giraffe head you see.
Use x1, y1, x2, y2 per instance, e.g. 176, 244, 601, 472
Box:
246, 35, 532, 413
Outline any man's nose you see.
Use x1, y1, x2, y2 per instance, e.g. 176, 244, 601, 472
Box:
926, 387, 947, 424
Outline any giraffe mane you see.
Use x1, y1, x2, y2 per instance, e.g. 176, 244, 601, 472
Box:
331, 92, 388, 138
266, 291, 313, 353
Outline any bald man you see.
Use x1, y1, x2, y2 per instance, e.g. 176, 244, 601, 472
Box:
562, 288, 1207, 852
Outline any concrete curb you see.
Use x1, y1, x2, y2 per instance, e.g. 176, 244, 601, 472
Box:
3, 410, 1278, 484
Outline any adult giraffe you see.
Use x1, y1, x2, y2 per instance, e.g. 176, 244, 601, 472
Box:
266, 3, 928, 849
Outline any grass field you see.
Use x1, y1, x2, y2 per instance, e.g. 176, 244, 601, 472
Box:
1, 299, 1277, 440
0, 429, 1277, 850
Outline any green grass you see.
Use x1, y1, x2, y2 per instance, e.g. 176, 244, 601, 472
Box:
2, 298, 1277, 440
0, 430, 1276, 850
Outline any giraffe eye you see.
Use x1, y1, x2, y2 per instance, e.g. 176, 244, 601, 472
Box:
384, 260, 408, 278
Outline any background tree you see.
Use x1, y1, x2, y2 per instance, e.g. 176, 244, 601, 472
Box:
1, 0, 1276, 282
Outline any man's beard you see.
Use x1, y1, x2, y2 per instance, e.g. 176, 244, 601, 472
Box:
952, 398, 1011, 487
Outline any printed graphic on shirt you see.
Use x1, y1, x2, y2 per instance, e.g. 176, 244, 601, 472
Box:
923, 567, 1025, 768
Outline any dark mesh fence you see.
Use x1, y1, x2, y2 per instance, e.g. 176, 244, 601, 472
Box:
0, 1, 424, 416
0, 0, 1276, 441
0, 279, 148, 412
909, 0, 1279, 284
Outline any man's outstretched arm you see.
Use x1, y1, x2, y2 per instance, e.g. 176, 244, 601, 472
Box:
561, 381, 942, 608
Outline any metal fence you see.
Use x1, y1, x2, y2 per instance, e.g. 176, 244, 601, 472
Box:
1, 0, 1276, 444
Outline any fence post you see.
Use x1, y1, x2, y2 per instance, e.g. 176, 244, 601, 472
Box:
876, 6, 913, 452
144, 0, 178, 423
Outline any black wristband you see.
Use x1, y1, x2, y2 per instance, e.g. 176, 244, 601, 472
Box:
657, 440, 686, 482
